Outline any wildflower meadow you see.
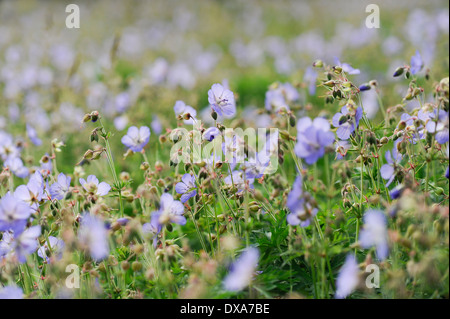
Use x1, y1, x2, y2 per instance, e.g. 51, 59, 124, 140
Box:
0, 0, 449, 303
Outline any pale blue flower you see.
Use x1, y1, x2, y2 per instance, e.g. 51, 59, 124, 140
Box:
121, 126, 151, 152
335, 254, 359, 299
223, 247, 259, 292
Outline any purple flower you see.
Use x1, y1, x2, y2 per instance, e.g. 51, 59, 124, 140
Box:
359, 210, 389, 260
121, 126, 151, 152
332, 105, 363, 140
0, 231, 14, 260
223, 247, 259, 292
174, 100, 197, 125
14, 171, 45, 210
334, 57, 360, 75
151, 115, 163, 135
335, 140, 351, 160
208, 83, 236, 118
286, 175, 317, 227
410, 50, 423, 75
13, 225, 41, 263
242, 154, 270, 180
389, 184, 405, 200
152, 193, 186, 229
0, 193, 32, 234
265, 83, 299, 113
295, 117, 335, 165
78, 213, 109, 261
37, 236, 65, 262
303, 67, 318, 95
203, 127, 221, 142
380, 141, 402, 187
50, 173, 71, 200
3, 157, 29, 178
79, 175, 111, 196
26, 124, 42, 146
0, 131, 21, 161
175, 174, 197, 203
224, 170, 254, 193
143, 215, 162, 247
335, 254, 359, 299
0, 286, 23, 299
423, 110, 449, 145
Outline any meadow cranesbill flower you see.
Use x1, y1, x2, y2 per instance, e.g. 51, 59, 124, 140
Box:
37, 236, 65, 262
50, 173, 71, 200
334, 57, 360, 75
208, 83, 236, 118
295, 117, 335, 165
389, 184, 405, 200
222, 133, 245, 169
335, 254, 359, 299
410, 50, 423, 75
224, 170, 254, 193
78, 213, 109, 261
332, 104, 363, 140
13, 225, 41, 263
0, 286, 23, 299
423, 110, 449, 144
303, 67, 318, 95
0, 193, 32, 233
0, 231, 14, 260
114, 115, 129, 131
26, 124, 42, 146
203, 127, 221, 142
265, 82, 299, 113
152, 193, 186, 229
3, 157, 29, 178
223, 247, 259, 292
286, 175, 317, 227
175, 174, 197, 203
143, 217, 161, 247
14, 171, 45, 210
0, 131, 21, 161
121, 126, 151, 152
380, 141, 402, 187
151, 115, 163, 135
335, 140, 351, 159
174, 100, 197, 125
397, 113, 424, 143
242, 154, 270, 180
79, 175, 111, 196
359, 210, 389, 260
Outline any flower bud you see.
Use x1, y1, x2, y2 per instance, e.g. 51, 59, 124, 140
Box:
155, 161, 163, 172
332, 66, 342, 74
83, 149, 94, 160
90, 111, 99, 122
140, 162, 150, 170
121, 261, 130, 271
289, 114, 296, 127
82, 114, 92, 123
131, 261, 143, 272
393, 67, 404, 77
312, 59, 323, 68
359, 83, 371, 91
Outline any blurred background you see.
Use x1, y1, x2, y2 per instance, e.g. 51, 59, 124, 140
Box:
0, 0, 449, 178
